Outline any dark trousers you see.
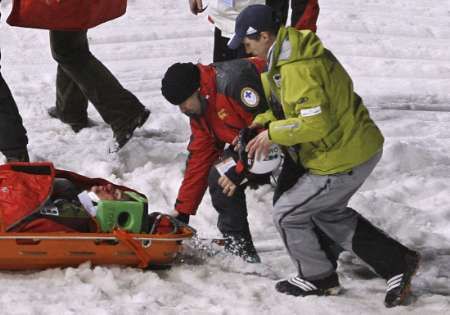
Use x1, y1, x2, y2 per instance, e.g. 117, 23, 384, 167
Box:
207, 148, 270, 236
49, 30, 145, 133
213, 28, 251, 63
208, 161, 252, 236
0, 52, 28, 155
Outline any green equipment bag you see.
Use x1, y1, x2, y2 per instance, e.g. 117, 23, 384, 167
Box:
95, 192, 149, 233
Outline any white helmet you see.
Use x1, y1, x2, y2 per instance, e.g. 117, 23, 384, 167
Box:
247, 144, 283, 174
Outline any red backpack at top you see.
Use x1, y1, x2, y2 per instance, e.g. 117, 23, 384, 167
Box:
7, 0, 127, 31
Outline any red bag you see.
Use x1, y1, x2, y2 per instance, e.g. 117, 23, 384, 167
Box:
7, 0, 128, 31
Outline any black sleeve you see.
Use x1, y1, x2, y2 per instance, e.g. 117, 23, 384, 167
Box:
225, 61, 269, 115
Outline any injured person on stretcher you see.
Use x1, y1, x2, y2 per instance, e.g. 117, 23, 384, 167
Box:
0, 162, 178, 235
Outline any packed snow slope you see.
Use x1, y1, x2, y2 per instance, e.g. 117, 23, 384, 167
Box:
0, 0, 449, 314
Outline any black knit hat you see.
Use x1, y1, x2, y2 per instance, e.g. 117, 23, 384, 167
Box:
161, 62, 200, 105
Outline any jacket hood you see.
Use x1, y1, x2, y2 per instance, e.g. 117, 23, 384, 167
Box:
269, 26, 325, 68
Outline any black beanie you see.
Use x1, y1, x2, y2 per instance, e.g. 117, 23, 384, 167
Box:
161, 62, 200, 105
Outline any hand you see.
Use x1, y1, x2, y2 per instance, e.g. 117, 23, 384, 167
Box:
234, 126, 259, 152
231, 135, 240, 151
169, 209, 190, 224
90, 184, 124, 200
189, 0, 206, 15
246, 130, 272, 160
218, 175, 237, 197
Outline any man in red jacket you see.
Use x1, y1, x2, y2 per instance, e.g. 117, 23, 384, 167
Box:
161, 58, 269, 262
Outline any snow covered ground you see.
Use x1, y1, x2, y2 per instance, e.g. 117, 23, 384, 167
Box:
0, 0, 449, 314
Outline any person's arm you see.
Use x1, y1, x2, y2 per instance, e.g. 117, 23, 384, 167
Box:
291, 0, 320, 32
175, 118, 222, 215
267, 63, 332, 146
253, 108, 277, 128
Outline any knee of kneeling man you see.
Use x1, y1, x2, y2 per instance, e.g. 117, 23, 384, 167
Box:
207, 166, 221, 187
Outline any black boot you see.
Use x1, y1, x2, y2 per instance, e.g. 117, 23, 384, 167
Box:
223, 232, 261, 263
112, 108, 150, 152
4, 148, 29, 162
275, 272, 341, 297
48, 106, 94, 133
384, 251, 420, 308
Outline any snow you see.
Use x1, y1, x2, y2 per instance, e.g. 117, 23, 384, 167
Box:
0, 0, 449, 313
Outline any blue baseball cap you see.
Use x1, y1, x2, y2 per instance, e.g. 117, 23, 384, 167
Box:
228, 4, 278, 50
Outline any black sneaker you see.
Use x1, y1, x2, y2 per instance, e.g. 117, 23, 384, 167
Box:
223, 232, 261, 263
48, 106, 94, 133
112, 108, 150, 152
384, 251, 420, 308
276, 273, 341, 297
4, 149, 29, 163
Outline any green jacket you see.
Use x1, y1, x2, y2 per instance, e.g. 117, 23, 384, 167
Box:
254, 26, 384, 175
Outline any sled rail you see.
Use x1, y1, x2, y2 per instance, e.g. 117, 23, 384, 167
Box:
0, 227, 194, 270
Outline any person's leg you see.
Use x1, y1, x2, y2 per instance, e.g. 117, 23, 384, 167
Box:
274, 173, 344, 281
311, 152, 420, 306
266, 0, 289, 27
274, 154, 342, 269
310, 152, 417, 279
208, 151, 260, 262
213, 28, 249, 62
275, 151, 419, 303
0, 64, 29, 161
49, 30, 149, 146
53, 64, 89, 123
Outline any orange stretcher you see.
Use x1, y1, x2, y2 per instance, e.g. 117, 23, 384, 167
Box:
0, 226, 195, 270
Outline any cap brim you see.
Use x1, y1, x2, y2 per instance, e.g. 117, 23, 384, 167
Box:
227, 33, 244, 49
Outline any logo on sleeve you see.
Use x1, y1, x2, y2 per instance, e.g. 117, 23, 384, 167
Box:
300, 106, 322, 117
218, 108, 228, 120
240, 87, 260, 108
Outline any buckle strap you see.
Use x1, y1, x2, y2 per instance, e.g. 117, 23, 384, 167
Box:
113, 229, 151, 268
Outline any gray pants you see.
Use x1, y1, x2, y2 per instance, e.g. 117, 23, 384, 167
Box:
274, 151, 382, 280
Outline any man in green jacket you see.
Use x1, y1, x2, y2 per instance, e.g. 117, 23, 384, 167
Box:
228, 4, 419, 308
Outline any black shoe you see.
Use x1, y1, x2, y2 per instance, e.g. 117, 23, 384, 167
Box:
4, 149, 29, 163
48, 106, 93, 133
223, 232, 261, 263
276, 273, 341, 297
384, 251, 420, 308
112, 108, 150, 152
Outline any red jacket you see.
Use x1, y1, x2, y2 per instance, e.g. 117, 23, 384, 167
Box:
175, 58, 267, 215
0, 162, 139, 232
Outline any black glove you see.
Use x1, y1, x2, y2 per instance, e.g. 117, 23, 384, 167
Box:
175, 213, 190, 224
237, 127, 259, 167
224, 165, 246, 186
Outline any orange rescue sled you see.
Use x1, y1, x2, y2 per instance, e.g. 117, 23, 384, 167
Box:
0, 227, 194, 270
0, 162, 195, 270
